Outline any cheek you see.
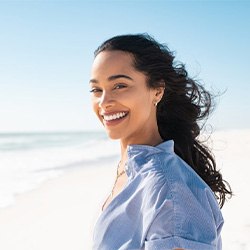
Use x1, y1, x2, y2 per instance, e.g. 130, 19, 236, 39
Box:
130, 96, 153, 120
91, 98, 105, 125
92, 101, 97, 113
134, 91, 153, 109
91, 98, 100, 117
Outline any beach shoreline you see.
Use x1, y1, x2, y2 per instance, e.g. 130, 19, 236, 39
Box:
0, 163, 115, 250
0, 130, 249, 249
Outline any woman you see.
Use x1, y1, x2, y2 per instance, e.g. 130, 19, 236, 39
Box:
89, 34, 232, 250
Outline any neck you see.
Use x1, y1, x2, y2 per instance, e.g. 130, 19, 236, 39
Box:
119, 129, 163, 169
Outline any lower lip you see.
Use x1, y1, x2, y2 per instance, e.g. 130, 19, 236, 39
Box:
103, 113, 128, 126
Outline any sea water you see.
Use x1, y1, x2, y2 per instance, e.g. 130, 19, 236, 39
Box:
0, 131, 119, 208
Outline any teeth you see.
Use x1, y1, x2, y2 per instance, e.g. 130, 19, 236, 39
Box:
103, 112, 127, 121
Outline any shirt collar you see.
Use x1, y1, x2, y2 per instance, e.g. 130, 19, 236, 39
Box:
125, 140, 174, 178
127, 139, 174, 155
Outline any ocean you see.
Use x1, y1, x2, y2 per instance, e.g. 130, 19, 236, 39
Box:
0, 131, 119, 209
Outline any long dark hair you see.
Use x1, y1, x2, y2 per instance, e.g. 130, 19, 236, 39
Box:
94, 33, 232, 208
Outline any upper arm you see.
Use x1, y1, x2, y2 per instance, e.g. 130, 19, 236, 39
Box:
144, 185, 223, 250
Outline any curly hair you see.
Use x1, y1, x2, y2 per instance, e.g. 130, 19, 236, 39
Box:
94, 33, 232, 208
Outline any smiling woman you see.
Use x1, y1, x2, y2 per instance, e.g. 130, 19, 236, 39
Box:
89, 34, 232, 250
90, 51, 162, 145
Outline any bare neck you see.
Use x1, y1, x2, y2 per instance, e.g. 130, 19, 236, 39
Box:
119, 129, 163, 168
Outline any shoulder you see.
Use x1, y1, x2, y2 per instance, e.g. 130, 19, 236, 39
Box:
148, 150, 223, 221
127, 141, 223, 230
140, 151, 223, 246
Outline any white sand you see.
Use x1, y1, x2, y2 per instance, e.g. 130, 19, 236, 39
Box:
211, 130, 250, 249
0, 129, 249, 249
0, 164, 116, 250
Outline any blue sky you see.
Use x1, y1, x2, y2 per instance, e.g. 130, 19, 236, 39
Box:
0, 1, 249, 132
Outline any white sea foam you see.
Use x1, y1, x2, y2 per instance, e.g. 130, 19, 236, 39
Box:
0, 131, 120, 208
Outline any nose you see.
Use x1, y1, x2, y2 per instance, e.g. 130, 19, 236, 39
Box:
98, 90, 114, 110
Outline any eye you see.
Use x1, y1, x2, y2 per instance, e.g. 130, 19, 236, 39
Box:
89, 88, 102, 93
114, 83, 127, 90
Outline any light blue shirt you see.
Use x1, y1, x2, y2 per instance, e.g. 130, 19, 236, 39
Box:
93, 140, 223, 250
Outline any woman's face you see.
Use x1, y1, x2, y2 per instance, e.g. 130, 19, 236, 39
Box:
90, 50, 161, 144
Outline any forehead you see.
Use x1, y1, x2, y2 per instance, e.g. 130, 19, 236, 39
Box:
91, 51, 135, 77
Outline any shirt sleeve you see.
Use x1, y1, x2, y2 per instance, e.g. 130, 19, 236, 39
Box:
144, 181, 223, 250
145, 237, 219, 250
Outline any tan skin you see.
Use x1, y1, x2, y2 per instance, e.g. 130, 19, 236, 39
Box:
90, 51, 164, 208
90, 51, 184, 250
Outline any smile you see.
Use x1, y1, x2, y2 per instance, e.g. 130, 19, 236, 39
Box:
103, 112, 128, 121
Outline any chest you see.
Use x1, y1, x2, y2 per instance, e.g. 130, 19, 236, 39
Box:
94, 177, 152, 250
102, 174, 128, 211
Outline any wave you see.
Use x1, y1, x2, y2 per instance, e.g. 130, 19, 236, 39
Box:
0, 131, 120, 208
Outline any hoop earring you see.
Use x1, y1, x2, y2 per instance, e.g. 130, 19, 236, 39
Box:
154, 102, 158, 107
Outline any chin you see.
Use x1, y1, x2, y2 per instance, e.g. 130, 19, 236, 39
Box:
105, 129, 123, 140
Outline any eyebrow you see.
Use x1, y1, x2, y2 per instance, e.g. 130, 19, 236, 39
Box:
89, 74, 133, 84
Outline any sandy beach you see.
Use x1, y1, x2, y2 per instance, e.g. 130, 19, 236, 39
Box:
0, 163, 117, 250
0, 129, 249, 250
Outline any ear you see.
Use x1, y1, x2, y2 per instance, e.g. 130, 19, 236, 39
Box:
152, 87, 164, 107
155, 86, 164, 97
154, 80, 165, 102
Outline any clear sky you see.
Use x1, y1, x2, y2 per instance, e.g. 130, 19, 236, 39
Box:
0, 0, 249, 132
